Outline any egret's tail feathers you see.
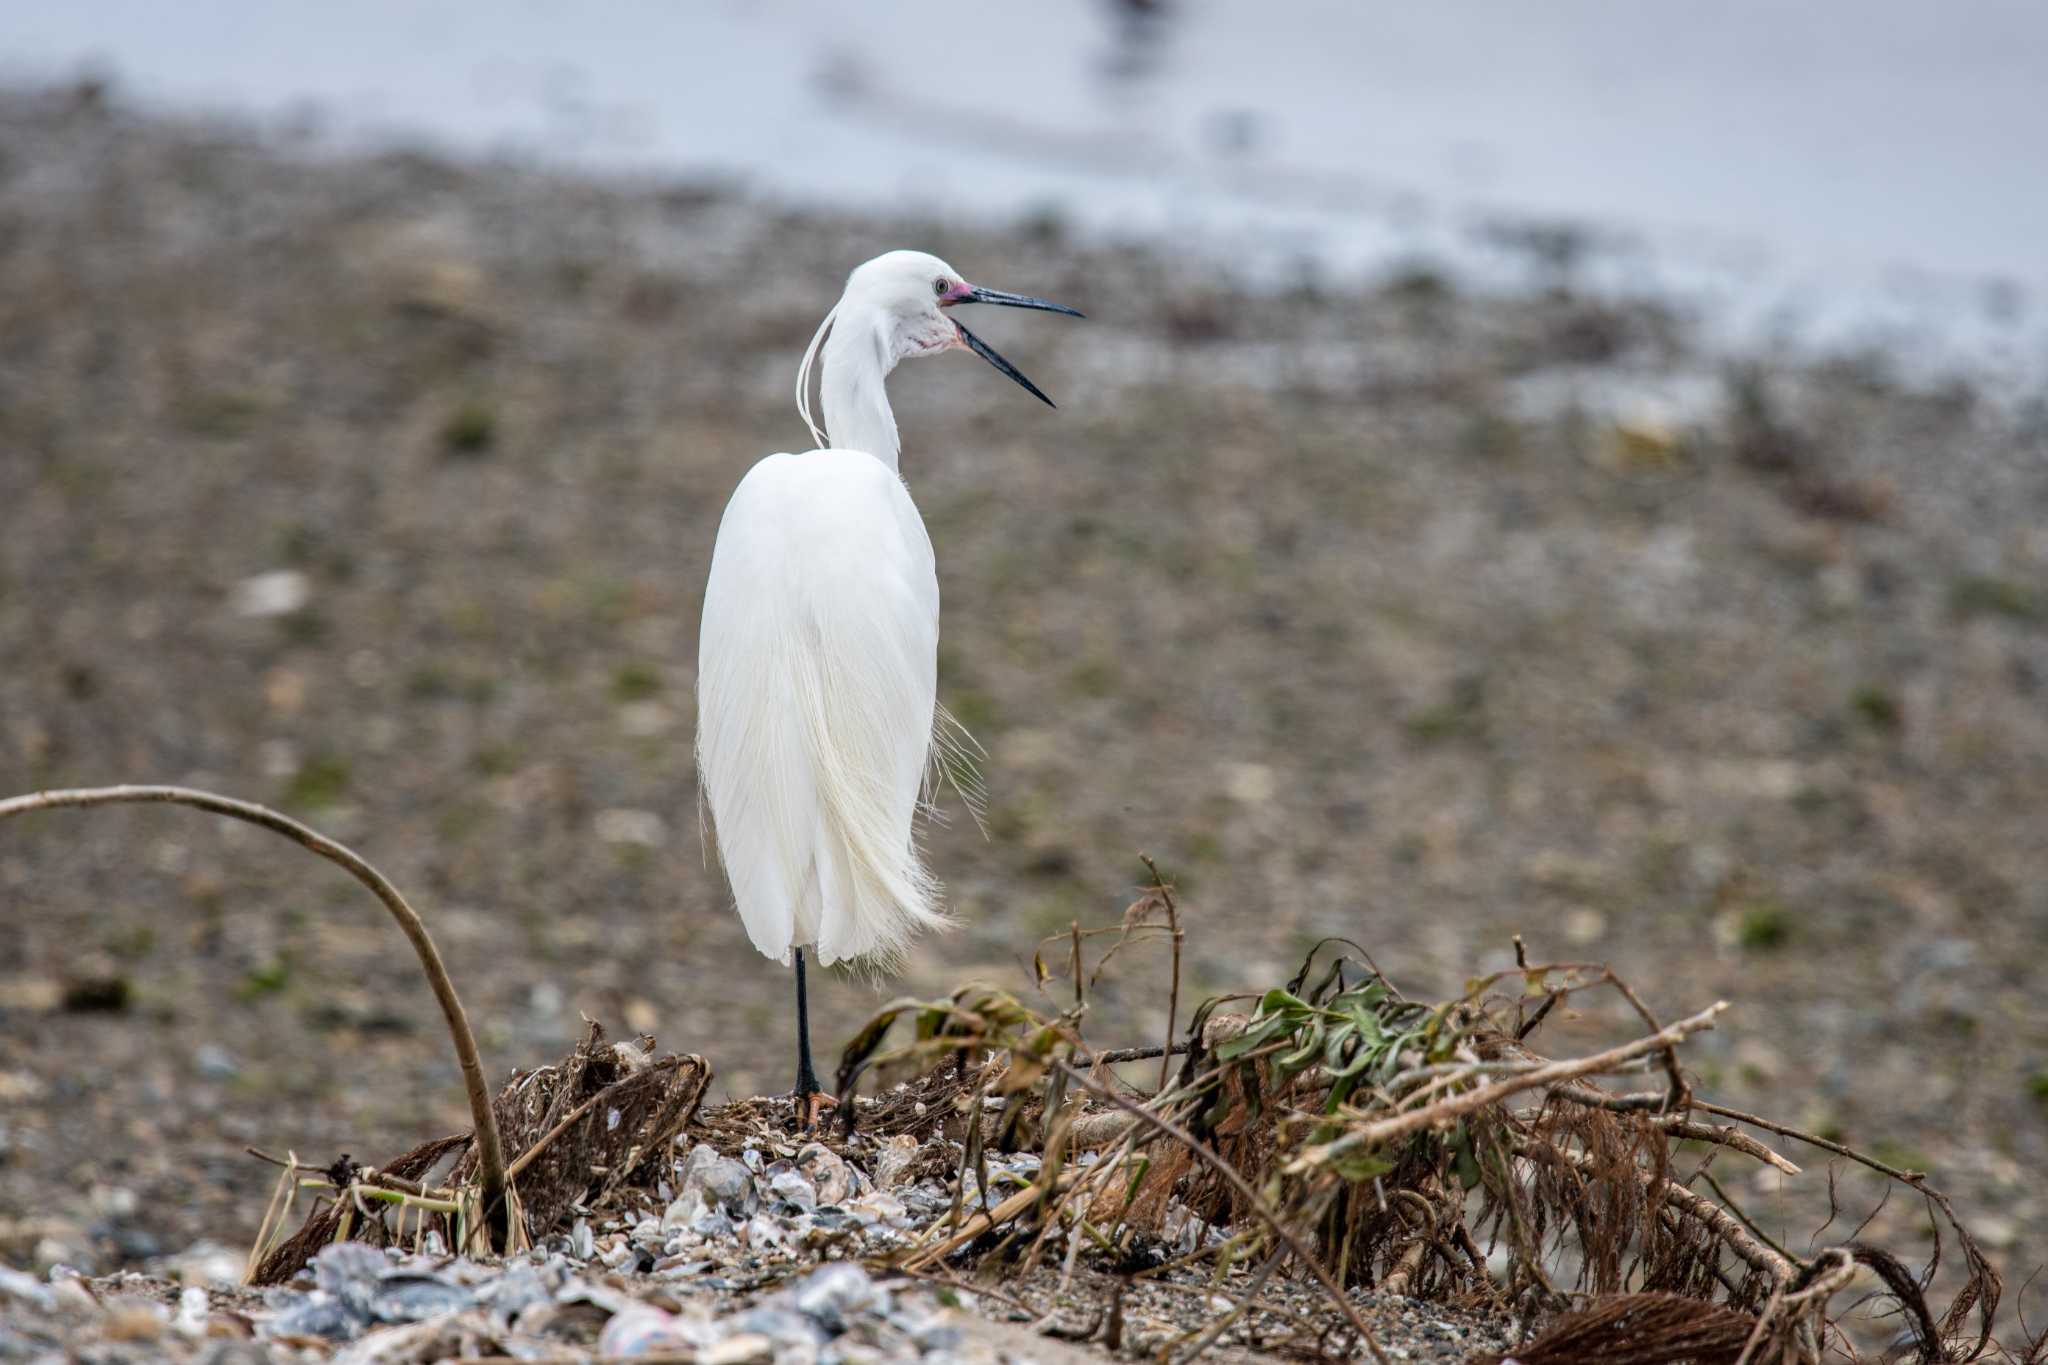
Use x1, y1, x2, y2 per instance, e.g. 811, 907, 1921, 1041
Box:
923, 703, 990, 838
792, 631, 953, 973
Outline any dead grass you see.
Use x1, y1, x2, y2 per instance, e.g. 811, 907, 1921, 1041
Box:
826, 910, 2017, 1363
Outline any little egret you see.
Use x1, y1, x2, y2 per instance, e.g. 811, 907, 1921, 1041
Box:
695, 250, 1081, 1122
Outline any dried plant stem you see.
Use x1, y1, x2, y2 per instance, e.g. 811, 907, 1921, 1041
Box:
1694, 1167, 1799, 1269
504, 1091, 606, 1183
1548, 1087, 1801, 1174
1139, 853, 1182, 1095
907, 1174, 1076, 1268
0, 784, 510, 1247
1695, 1099, 1920, 1183
1091, 1041, 1194, 1066
1293, 1001, 1727, 1173
1170, 1240, 1286, 1365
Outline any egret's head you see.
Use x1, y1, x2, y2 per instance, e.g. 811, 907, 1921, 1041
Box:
839, 249, 1083, 406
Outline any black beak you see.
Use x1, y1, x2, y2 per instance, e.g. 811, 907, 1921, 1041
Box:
951, 286, 1084, 409
960, 286, 1085, 318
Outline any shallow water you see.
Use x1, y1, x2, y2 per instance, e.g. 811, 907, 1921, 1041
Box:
3, 0, 2043, 379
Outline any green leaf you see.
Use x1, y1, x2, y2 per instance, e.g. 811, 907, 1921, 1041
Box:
1321, 1020, 1357, 1067
1215, 1014, 1292, 1060
1342, 999, 1386, 1046
1256, 987, 1310, 1017
1277, 1020, 1325, 1075
1330, 1147, 1394, 1183
1123, 1156, 1152, 1205
1450, 1123, 1482, 1191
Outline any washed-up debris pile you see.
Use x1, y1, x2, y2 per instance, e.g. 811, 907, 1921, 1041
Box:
0, 1137, 1010, 1365
0, 1125, 1513, 1364
2, 1249, 973, 1364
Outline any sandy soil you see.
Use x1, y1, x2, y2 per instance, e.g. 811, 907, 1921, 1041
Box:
1, 82, 2044, 1332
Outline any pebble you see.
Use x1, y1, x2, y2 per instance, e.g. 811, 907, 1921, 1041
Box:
1, 1129, 1509, 1363
231, 569, 310, 617
0, 1266, 55, 1311
702, 1332, 777, 1364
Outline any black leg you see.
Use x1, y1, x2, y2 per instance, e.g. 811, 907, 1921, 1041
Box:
793, 947, 820, 1099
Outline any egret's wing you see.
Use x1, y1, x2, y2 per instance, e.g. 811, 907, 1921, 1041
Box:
696, 450, 948, 971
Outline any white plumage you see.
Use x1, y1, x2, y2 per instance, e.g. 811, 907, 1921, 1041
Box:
694, 250, 1078, 1103
696, 445, 945, 968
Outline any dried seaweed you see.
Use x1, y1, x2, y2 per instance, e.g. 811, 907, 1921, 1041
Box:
832, 929, 2017, 1363
1481, 1291, 1762, 1365
248, 1022, 709, 1285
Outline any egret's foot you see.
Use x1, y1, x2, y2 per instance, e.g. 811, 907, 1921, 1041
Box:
794, 1089, 838, 1132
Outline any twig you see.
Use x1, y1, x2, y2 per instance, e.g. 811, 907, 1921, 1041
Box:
1293, 1001, 1728, 1171
505, 1091, 606, 1182
907, 1174, 1077, 1268
1662, 1118, 1801, 1176
1052, 1059, 1392, 1365
1604, 969, 1691, 1112
1140, 853, 1183, 1095
1090, 1041, 1195, 1066
1546, 1088, 1802, 1174
1697, 1099, 1999, 1358
1696, 1166, 1800, 1267
1695, 1099, 1922, 1184
884, 1263, 1045, 1319
1170, 1240, 1286, 1365
0, 784, 511, 1246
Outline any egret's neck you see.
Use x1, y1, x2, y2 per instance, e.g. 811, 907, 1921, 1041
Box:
819, 310, 901, 470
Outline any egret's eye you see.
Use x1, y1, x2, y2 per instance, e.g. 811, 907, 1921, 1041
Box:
933, 277, 950, 297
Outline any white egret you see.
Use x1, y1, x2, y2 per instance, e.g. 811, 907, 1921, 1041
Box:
695, 250, 1081, 1122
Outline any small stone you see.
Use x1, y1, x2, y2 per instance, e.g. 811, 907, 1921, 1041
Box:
195, 1044, 240, 1080
173, 1241, 246, 1288
34, 1242, 83, 1273
702, 1332, 776, 1365
690, 1212, 736, 1242
1224, 761, 1277, 804
798, 1143, 856, 1205
103, 1303, 167, 1340
175, 1285, 211, 1336
744, 1213, 789, 1251
790, 1262, 881, 1334
194, 1344, 270, 1365
910, 1318, 962, 1352
769, 1167, 818, 1213
618, 700, 675, 736
872, 1135, 919, 1189
729, 1305, 826, 1346
232, 570, 310, 618
49, 1277, 99, 1318
1561, 907, 1606, 945
597, 1303, 699, 1356
594, 807, 667, 847
368, 1274, 474, 1324
667, 1144, 757, 1225
1972, 1215, 2018, 1250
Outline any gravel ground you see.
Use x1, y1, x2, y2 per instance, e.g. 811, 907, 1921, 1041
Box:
0, 1097, 1512, 1363
2, 81, 2046, 1354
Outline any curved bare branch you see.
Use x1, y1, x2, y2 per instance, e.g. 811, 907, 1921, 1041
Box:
0, 784, 509, 1247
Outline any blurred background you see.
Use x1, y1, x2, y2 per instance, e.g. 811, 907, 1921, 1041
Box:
1, 0, 2044, 1295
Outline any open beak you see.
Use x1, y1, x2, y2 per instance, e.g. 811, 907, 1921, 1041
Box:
946, 285, 1084, 409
